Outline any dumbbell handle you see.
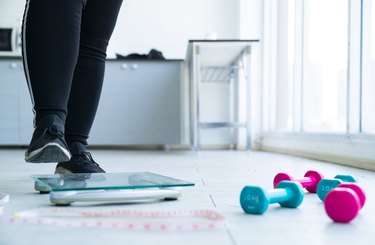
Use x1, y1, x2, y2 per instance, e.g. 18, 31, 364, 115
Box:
294, 177, 317, 187
268, 188, 289, 204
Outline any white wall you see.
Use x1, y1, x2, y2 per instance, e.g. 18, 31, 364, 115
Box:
239, 0, 261, 39
0, 0, 254, 59
0, 2, 261, 58
109, 0, 241, 59
0, 1, 24, 27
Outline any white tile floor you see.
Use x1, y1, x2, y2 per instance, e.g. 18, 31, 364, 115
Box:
0, 149, 374, 245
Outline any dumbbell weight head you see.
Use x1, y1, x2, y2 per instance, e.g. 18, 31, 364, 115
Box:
317, 175, 357, 201
317, 179, 342, 201
304, 170, 325, 193
338, 183, 366, 208
240, 181, 304, 214
273, 173, 293, 187
334, 175, 357, 183
324, 183, 366, 223
276, 181, 305, 208
240, 186, 269, 214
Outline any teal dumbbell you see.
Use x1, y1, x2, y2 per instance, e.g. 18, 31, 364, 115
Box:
240, 181, 304, 214
317, 174, 357, 201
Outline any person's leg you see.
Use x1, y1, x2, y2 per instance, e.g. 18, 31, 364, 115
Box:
55, 0, 123, 173
65, 0, 123, 146
22, 0, 86, 162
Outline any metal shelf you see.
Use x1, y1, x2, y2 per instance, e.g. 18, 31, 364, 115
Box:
200, 65, 243, 83
186, 40, 259, 150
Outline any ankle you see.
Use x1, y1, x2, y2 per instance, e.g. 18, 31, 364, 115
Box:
35, 111, 66, 126
67, 142, 87, 155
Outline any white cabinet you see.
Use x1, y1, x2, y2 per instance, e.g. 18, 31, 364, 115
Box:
0, 58, 186, 146
0, 58, 33, 145
89, 60, 186, 146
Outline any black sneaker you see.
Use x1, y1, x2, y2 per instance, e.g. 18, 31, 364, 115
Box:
54, 143, 105, 174
25, 114, 71, 163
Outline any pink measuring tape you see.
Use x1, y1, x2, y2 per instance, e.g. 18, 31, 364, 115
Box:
3, 208, 226, 231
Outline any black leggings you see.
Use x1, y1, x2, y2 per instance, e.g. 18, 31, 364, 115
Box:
22, 0, 123, 145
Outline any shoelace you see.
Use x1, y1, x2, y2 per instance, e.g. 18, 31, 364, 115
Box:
46, 125, 64, 138
73, 152, 101, 167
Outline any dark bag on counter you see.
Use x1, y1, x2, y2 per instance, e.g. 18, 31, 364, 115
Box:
116, 49, 166, 60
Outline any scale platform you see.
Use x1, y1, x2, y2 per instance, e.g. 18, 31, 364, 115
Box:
32, 172, 194, 206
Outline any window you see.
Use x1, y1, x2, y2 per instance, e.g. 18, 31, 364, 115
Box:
302, 0, 348, 132
362, 0, 375, 134
273, 0, 295, 132
258, 0, 375, 170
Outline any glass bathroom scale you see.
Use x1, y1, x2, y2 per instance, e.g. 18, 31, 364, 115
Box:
32, 172, 195, 192
32, 172, 194, 205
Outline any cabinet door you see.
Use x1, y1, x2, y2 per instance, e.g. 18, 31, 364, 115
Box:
0, 59, 19, 144
89, 60, 183, 145
0, 59, 33, 145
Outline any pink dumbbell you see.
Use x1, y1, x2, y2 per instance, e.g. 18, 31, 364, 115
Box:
273, 170, 324, 193
324, 183, 366, 223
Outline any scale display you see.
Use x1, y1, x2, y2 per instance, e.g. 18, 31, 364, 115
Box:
32, 172, 194, 192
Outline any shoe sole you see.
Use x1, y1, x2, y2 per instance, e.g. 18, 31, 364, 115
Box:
25, 143, 71, 163
54, 166, 106, 175
54, 166, 73, 174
